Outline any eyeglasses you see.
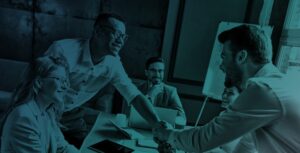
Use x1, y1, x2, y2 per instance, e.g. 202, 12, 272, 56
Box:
148, 68, 164, 73
100, 26, 128, 41
46, 76, 70, 88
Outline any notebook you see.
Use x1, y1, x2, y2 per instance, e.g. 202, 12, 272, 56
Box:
128, 106, 178, 130
109, 120, 145, 140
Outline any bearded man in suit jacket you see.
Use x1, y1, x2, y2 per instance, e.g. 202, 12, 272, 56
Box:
138, 57, 186, 121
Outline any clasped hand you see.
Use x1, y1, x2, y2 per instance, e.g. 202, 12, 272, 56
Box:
153, 121, 176, 153
153, 121, 174, 143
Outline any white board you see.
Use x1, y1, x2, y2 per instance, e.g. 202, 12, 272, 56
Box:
202, 22, 273, 100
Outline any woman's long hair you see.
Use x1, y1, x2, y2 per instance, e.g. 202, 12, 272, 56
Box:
12, 56, 69, 106
0, 56, 69, 133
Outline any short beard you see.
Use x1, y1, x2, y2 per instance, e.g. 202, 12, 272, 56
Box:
231, 67, 243, 90
151, 78, 161, 85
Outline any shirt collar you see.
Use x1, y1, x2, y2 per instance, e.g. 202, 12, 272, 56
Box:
246, 63, 283, 87
26, 98, 48, 117
34, 96, 55, 113
253, 63, 281, 77
80, 39, 121, 65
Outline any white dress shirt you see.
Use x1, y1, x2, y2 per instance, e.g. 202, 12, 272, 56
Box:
167, 64, 300, 153
44, 38, 141, 111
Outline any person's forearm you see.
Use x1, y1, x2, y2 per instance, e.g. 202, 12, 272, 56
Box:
132, 94, 160, 127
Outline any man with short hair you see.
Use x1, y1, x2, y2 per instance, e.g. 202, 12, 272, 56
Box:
138, 57, 186, 120
43, 13, 161, 147
153, 25, 300, 153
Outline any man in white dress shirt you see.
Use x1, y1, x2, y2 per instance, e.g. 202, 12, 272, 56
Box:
43, 13, 162, 148
153, 25, 300, 153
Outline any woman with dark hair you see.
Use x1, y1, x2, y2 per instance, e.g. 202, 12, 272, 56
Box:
220, 76, 240, 109
1, 57, 79, 153
207, 77, 257, 153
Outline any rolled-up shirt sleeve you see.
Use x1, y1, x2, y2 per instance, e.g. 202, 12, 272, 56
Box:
111, 59, 141, 105
167, 83, 282, 152
43, 41, 65, 58
40, 41, 71, 73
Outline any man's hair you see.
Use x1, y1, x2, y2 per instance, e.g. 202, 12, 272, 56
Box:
145, 56, 164, 69
94, 13, 125, 28
218, 25, 273, 64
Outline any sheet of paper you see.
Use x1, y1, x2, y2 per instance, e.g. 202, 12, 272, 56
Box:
137, 139, 158, 148
110, 120, 145, 139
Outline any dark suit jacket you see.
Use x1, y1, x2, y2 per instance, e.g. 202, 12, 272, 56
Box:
138, 82, 186, 120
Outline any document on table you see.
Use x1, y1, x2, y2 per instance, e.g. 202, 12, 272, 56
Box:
110, 120, 145, 139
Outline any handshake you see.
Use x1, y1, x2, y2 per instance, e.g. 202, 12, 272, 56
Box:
153, 121, 177, 153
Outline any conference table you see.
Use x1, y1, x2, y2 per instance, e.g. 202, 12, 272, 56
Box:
80, 112, 185, 153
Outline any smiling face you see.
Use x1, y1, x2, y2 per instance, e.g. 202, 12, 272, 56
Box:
145, 62, 165, 85
39, 66, 69, 107
93, 17, 127, 56
221, 86, 239, 108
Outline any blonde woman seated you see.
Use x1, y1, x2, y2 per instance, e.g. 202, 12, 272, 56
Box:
1, 57, 79, 153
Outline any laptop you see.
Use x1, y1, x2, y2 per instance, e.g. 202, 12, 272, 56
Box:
128, 106, 178, 130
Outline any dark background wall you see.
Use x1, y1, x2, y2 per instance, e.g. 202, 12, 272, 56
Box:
161, 0, 288, 124
0, 0, 168, 79
0, 0, 289, 125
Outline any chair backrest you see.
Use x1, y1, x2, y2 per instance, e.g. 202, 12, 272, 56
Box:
0, 58, 30, 92
0, 58, 30, 141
